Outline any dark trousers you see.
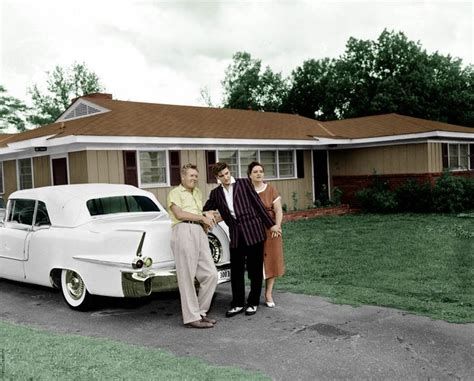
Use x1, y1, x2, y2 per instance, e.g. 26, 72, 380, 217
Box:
230, 241, 264, 307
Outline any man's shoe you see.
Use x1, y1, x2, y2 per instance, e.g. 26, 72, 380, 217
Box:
226, 306, 244, 317
201, 315, 217, 324
245, 305, 257, 315
184, 320, 214, 329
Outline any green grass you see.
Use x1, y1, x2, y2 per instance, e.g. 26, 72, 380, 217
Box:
0, 320, 269, 380
279, 214, 474, 323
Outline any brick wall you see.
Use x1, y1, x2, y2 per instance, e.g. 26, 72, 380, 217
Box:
333, 171, 474, 206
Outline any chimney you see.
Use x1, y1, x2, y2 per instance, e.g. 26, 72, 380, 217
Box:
71, 93, 112, 103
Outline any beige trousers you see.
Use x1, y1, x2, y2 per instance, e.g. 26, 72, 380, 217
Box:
171, 223, 218, 324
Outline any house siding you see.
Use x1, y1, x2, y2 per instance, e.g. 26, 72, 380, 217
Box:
85, 150, 125, 184
3, 160, 17, 198
69, 151, 89, 184
33, 156, 51, 188
329, 143, 430, 176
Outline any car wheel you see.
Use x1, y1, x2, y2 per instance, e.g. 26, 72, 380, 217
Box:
61, 269, 93, 311
208, 224, 230, 265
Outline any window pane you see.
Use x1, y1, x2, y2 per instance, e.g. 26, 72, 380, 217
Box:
19, 159, 33, 190
260, 151, 276, 178
459, 144, 468, 169
218, 150, 238, 176
35, 201, 51, 226
87, 196, 159, 216
139, 151, 167, 184
278, 151, 294, 177
240, 150, 257, 177
10, 199, 36, 225
448, 144, 459, 169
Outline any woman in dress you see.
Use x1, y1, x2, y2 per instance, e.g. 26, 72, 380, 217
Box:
247, 161, 285, 307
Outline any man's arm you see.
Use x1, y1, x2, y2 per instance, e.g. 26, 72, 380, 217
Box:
242, 179, 275, 229
170, 204, 215, 228
203, 189, 217, 212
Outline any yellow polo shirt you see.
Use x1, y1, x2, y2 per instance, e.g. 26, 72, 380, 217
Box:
167, 184, 203, 226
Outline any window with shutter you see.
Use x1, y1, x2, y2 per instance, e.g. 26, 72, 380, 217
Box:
169, 151, 181, 186
123, 151, 138, 187
206, 150, 217, 183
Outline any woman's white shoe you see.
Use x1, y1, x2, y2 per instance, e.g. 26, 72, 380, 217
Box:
265, 300, 275, 308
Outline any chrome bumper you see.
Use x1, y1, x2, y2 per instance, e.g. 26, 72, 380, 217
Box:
121, 270, 178, 298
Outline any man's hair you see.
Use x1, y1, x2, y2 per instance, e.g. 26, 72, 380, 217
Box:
247, 161, 264, 177
181, 163, 198, 175
212, 162, 229, 177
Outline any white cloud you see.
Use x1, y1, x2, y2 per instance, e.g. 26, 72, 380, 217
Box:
0, 0, 472, 107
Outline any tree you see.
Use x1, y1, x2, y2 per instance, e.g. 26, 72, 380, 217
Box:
0, 85, 28, 132
222, 52, 288, 112
327, 30, 474, 125
283, 58, 340, 120
28, 62, 104, 126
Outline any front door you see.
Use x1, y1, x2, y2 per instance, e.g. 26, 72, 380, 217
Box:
313, 150, 329, 204
52, 157, 68, 185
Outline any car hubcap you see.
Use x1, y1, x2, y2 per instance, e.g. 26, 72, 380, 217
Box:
65, 271, 85, 300
208, 233, 222, 263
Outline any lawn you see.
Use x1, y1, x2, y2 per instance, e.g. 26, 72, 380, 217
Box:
279, 213, 473, 323
0, 320, 268, 381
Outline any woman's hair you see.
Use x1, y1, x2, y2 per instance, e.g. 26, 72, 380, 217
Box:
212, 162, 229, 176
247, 161, 264, 177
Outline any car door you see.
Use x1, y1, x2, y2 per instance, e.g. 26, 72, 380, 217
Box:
0, 198, 36, 280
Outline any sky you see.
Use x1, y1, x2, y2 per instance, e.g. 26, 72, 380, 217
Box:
0, 0, 472, 108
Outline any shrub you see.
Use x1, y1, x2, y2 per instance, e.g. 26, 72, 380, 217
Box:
395, 179, 433, 213
332, 187, 343, 206
432, 172, 467, 213
356, 175, 397, 213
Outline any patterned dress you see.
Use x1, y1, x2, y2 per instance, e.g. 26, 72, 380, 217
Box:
256, 183, 285, 279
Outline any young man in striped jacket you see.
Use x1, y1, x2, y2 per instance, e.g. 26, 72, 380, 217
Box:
204, 162, 278, 317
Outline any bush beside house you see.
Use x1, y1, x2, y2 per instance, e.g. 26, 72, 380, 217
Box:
356, 172, 474, 213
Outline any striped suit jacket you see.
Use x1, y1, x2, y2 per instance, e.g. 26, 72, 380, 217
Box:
204, 178, 275, 249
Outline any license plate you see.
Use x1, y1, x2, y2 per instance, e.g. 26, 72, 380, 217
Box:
217, 268, 231, 282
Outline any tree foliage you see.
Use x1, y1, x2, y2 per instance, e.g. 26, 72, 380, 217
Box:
28, 62, 104, 126
222, 52, 288, 112
0, 85, 28, 132
221, 31, 473, 126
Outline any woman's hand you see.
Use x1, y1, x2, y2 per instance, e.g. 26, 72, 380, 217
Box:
270, 224, 282, 238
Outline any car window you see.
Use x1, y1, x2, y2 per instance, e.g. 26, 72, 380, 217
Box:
8, 199, 36, 226
35, 201, 51, 226
86, 195, 160, 216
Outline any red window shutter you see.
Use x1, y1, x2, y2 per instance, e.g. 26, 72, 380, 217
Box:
470, 144, 474, 170
442, 144, 448, 169
169, 151, 181, 186
296, 150, 305, 178
123, 151, 138, 187
206, 150, 217, 183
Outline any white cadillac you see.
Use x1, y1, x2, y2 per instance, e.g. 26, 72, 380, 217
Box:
0, 184, 230, 310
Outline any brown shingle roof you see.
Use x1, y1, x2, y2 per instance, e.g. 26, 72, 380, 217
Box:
51, 98, 334, 141
1, 98, 472, 148
322, 113, 473, 138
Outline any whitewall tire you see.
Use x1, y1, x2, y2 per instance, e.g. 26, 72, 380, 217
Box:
61, 269, 92, 311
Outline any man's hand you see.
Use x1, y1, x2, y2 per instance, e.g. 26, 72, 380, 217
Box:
203, 211, 217, 227
201, 214, 216, 229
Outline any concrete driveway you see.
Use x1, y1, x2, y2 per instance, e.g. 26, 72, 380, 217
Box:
0, 279, 472, 380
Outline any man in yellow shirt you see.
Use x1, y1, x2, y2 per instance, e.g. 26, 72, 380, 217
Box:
167, 163, 218, 328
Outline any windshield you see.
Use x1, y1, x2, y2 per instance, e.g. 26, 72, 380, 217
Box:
86, 195, 160, 216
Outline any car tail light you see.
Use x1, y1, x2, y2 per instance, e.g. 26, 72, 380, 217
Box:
143, 257, 153, 268
132, 258, 144, 269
